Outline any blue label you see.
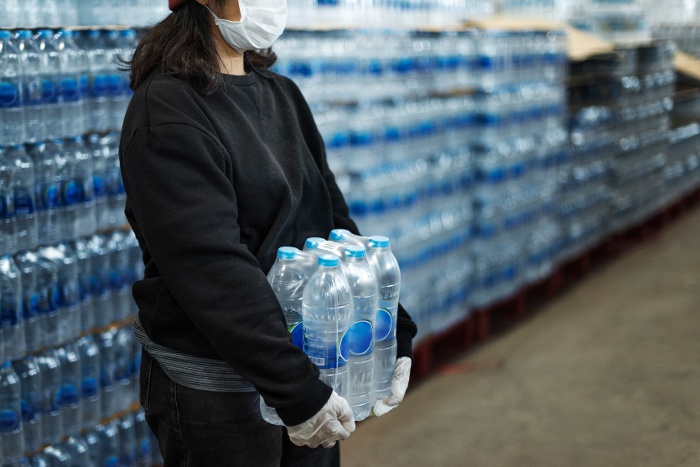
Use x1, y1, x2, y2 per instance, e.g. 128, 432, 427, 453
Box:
79, 75, 89, 98
93, 174, 106, 197
24, 292, 40, 320
374, 308, 393, 342
1, 298, 21, 326
109, 270, 126, 291
106, 170, 125, 195
0, 81, 20, 108
340, 320, 373, 358
78, 273, 91, 301
20, 399, 34, 421
59, 77, 80, 102
35, 182, 59, 210
140, 440, 151, 458
41, 78, 58, 104
14, 186, 35, 215
62, 180, 83, 206
106, 455, 119, 467
57, 383, 80, 406
60, 280, 79, 306
24, 77, 43, 105
90, 75, 110, 97
289, 322, 304, 349
81, 377, 99, 398
0, 409, 20, 432
106, 74, 122, 96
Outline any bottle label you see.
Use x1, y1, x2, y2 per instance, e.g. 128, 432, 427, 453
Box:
90, 74, 110, 97
90, 272, 108, 297
0, 409, 20, 433
340, 320, 374, 357
23, 292, 40, 320
106, 169, 125, 195
41, 78, 58, 104
374, 308, 394, 342
35, 182, 60, 211
79, 75, 89, 99
93, 174, 106, 198
0, 80, 21, 108
14, 186, 35, 215
81, 176, 95, 203
62, 180, 84, 206
59, 77, 81, 102
1, 294, 21, 326
60, 280, 79, 307
288, 322, 304, 349
78, 273, 91, 302
20, 399, 35, 421
0, 191, 15, 219
57, 383, 80, 406
106, 74, 123, 97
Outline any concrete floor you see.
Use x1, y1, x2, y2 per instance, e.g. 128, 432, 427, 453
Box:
341, 206, 700, 467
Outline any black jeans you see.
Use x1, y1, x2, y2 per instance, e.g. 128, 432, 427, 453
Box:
140, 350, 340, 467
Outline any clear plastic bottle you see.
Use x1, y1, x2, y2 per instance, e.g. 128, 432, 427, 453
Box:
96, 420, 121, 467
367, 236, 400, 401
26, 142, 59, 246
53, 242, 82, 343
88, 234, 113, 327
113, 326, 134, 412
341, 245, 377, 421
35, 349, 62, 446
118, 412, 138, 467
34, 30, 62, 141
0, 361, 25, 462
82, 30, 111, 133
302, 254, 352, 399
0, 146, 17, 256
34, 246, 62, 347
72, 237, 95, 334
97, 330, 117, 419
260, 246, 317, 425
85, 133, 109, 231
54, 30, 88, 139
54, 343, 82, 437
64, 136, 96, 238
0, 255, 27, 361
107, 230, 132, 322
12, 356, 43, 455
76, 335, 101, 431
81, 429, 102, 467
42, 445, 73, 466
13, 30, 45, 142
133, 409, 152, 467
0, 30, 26, 146
13, 251, 42, 354
102, 132, 126, 229
60, 435, 92, 467
7, 144, 38, 252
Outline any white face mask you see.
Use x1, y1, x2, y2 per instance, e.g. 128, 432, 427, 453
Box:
206, 0, 287, 54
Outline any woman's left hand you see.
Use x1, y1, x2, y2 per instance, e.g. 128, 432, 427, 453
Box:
373, 357, 412, 417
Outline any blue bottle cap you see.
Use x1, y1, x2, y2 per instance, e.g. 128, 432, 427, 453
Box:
304, 237, 325, 250
369, 236, 390, 248
318, 254, 339, 267
329, 229, 348, 241
16, 30, 33, 39
277, 247, 297, 260
344, 245, 365, 258
37, 29, 54, 39
0, 31, 12, 40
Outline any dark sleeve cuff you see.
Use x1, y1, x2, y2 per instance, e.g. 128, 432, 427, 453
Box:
275, 379, 333, 426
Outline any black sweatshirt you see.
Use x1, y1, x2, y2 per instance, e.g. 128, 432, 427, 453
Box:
119, 68, 417, 426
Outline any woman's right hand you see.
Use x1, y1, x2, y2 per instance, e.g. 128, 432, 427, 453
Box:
286, 391, 356, 448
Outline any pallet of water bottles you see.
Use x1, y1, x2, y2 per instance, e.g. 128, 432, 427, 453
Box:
259, 229, 401, 425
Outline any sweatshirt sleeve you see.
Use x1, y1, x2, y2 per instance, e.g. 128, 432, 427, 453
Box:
121, 122, 331, 426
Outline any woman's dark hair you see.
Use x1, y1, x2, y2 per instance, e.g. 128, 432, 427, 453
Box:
128, 0, 276, 93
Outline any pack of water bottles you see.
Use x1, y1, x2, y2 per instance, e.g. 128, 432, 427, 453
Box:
664, 124, 700, 204
259, 230, 400, 424
570, 0, 652, 45
0, 0, 168, 29
0, 28, 136, 147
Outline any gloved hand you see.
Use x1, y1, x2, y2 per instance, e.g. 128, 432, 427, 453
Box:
286, 390, 356, 449
373, 356, 412, 417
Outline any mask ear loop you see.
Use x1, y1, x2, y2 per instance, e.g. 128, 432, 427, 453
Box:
205, 3, 247, 24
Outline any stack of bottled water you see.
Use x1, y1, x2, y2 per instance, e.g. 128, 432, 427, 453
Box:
0, 28, 136, 147
0, 0, 168, 28
664, 124, 700, 205
500, 0, 573, 22
570, 0, 652, 45
653, 23, 700, 57
261, 231, 400, 424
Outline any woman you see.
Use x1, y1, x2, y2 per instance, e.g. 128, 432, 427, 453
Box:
119, 0, 418, 465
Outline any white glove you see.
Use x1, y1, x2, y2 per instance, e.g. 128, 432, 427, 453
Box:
286, 390, 356, 449
373, 357, 412, 417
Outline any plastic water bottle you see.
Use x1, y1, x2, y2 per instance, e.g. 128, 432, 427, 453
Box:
8, 145, 38, 252
96, 420, 120, 467
101, 30, 125, 131
0, 31, 26, 146
0, 362, 24, 461
114, 326, 135, 412
54, 30, 88, 139
102, 132, 126, 229
81, 430, 102, 467
36, 349, 62, 446
118, 412, 138, 467
12, 356, 43, 455
47, 139, 76, 242
75, 335, 101, 431
367, 236, 400, 401
133, 409, 152, 467
115, 30, 137, 130
25, 142, 59, 246
72, 237, 94, 334
34, 30, 62, 141
64, 136, 96, 238
61, 435, 92, 467
108, 230, 132, 322
97, 330, 117, 419
41, 445, 73, 466
0, 147, 17, 256
85, 133, 109, 232
340, 245, 377, 421
0, 255, 27, 361
88, 234, 113, 328
54, 343, 82, 437
82, 30, 112, 133
53, 242, 82, 343
34, 246, 62, 348
302, 254, 352, 399
13, 251, 42, 354
260, 246, 317, 425
13, 30, 45, 143
28, 453, 50, 467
